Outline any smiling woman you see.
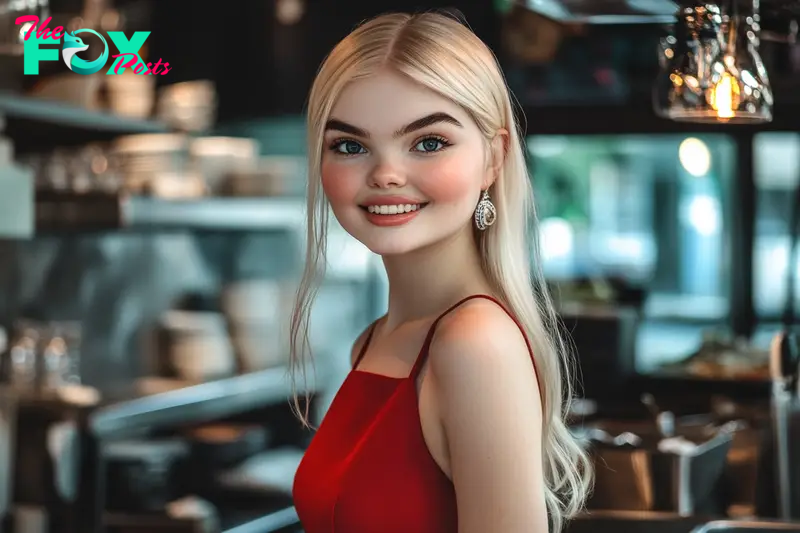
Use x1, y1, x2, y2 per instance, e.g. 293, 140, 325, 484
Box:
291, 11, 592, 533
319, 72, 490, 256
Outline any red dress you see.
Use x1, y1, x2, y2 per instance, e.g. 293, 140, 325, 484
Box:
292, 294, 538, 533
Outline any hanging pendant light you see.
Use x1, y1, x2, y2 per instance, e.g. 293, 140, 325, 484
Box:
653, 0, 773, 124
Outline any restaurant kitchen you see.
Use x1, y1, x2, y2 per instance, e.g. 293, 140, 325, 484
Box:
1, 0, 800, 532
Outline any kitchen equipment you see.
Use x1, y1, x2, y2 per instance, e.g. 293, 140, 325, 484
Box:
641, 393, 676, 438
156, 81, 217, 133
28, 75, 104, 110
3, 320, 82, 390
104, 439, 189, 514
578, 416, 735, 515
216, 447, 303, 497
558, 304, 639, 402
658, 331, 771, 382
160, 310, 236, 382
189, 137, 259, 194
40, 322, 81, 389
185, 423, 271, 469
757, 154, 800, 520
220, 157, 303, 198
12, 389, 96, 533
5, 322, 39, 389
768, 332, 797, 520
221, 280, 287, 372
110, 134, 193, 195
106, 73, 156, 119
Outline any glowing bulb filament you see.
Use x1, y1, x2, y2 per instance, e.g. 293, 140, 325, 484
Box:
708, 71, 738, 120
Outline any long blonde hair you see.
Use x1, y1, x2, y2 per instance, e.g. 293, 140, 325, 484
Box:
289, 11, 592, 531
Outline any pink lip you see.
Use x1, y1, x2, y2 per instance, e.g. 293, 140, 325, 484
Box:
360, 195, 426, 207
364, 208, 423, 227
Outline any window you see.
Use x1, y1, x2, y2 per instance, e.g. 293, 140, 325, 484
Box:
752, 133, 800, 348
527, 134, 736, 370
753, 133, 800, 318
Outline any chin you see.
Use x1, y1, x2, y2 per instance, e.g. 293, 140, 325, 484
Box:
333, 208, 463, 258
338, 225, 429, 257
362, 239, 425, 257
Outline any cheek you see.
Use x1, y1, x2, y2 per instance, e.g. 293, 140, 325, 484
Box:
418, 153, 482, 203
321, 160, 360, 207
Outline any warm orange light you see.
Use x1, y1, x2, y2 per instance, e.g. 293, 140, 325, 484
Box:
707, 70, 740, 120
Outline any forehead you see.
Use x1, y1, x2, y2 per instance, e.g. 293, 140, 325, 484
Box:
329, 70, 470, 134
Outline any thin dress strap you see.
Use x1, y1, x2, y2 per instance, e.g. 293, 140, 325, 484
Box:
409, 294, 537, 380
352, 319, 380, 370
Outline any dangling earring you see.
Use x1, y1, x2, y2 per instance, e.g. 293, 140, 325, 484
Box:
474, 190, 497, 231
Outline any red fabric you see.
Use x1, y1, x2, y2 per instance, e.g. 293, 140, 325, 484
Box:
292, 294, 538, 533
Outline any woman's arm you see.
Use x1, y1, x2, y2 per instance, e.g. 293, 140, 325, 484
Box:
429, 300, 548, 533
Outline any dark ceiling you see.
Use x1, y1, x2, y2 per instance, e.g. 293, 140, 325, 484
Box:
522, 0, 800, 36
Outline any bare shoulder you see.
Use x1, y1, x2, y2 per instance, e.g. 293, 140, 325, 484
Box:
426, 297, 548, 531
427, 298, 539, 394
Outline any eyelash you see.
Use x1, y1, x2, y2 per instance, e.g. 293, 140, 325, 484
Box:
327, 135, 452, 156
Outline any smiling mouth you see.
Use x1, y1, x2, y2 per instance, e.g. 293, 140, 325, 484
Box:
359, 202, 429, 215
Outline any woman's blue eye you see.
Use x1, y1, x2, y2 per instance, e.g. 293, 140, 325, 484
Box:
336, 141, 365, 155
415, 138, 445, 152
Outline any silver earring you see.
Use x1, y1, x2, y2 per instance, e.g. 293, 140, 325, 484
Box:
474, 190, 497, 231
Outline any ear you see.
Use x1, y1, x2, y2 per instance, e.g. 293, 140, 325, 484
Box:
484, 128, 509, 189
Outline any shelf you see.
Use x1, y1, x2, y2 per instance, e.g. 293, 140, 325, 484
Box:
34, 192, 306, 233
90, 365, 324, 438
0, 91, 170, 153
123, 196, 306, 231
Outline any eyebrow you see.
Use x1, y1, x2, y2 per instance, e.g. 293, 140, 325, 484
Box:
324, 112, 463, 139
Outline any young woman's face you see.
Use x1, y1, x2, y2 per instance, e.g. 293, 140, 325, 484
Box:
321, 69, 493, 256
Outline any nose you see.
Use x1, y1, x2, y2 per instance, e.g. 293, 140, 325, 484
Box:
368, 159, 406, 189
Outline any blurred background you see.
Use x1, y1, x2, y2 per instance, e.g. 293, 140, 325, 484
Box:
2, 0, 800, 532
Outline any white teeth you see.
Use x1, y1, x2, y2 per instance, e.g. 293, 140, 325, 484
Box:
366, 204, 422, 214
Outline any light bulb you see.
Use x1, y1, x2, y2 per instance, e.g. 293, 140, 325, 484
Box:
708, 69, 738, 119
653, 0, 773, 124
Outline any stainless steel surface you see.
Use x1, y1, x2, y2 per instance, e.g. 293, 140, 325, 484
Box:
223, 506, 300, 533
773, 385, 792, 520
691, 520, 800, 533
89, 364, 323, 438
584, 427, 643, 446
770, 332, 795, 520
642, 393, 677, 437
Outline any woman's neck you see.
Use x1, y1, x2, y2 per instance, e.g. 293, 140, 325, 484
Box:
381, 224, 492, 330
